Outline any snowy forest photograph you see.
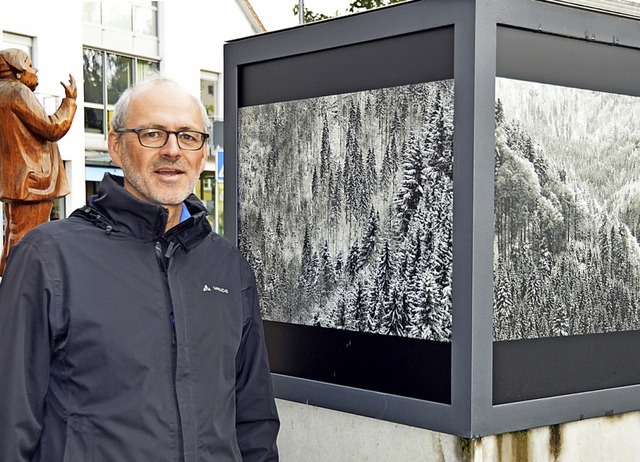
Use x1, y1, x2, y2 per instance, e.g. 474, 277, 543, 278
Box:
494, 77, 640, 341
238, 80, 454, 342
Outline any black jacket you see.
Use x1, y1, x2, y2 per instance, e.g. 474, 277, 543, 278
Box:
0, 174, 279, 461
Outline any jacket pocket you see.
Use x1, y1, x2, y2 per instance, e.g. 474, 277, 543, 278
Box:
63, 416, 94, 462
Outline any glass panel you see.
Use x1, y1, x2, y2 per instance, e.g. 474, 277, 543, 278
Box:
84, 107, 104, 134
196, 172, 216, 227
200, 76, 218, 117
3, 33, 33, 58
83, 48, 104, 104
216, 181, 224, 235
49, 197, 65, 221
102, 2, 133, 31
107, 108, 114, 132
106, 54, 133, 105
134, 5, 157, 36
137, 59, 159, 82
82, 2, 101, 23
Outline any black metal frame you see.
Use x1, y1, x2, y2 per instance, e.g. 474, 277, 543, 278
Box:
224, 0, 640, 437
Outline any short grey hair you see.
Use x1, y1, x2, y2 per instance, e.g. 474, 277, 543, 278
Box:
110, 74, 210, 133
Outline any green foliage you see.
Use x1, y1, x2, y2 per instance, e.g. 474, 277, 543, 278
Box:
347, 0, 407, 12
292, 4, 331, 23
293, 0, 408, 23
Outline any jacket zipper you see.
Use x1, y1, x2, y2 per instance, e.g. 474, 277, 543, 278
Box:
155, 240, 166, 272
155, 238, 184, 458
169, 312, 177, 345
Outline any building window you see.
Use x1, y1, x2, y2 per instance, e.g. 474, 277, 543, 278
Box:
199, 72, 224, 233
200, 71, 223, 150
2, 32, 33, 56
134, 3, 158, 36
200, 71, 219, 119
196, 172, 216, 224
83, 47, 159, 135
196, 170, 224, 235
82, 1, 158, 36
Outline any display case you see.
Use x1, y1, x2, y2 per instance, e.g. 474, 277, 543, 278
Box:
224, 0, 640, 436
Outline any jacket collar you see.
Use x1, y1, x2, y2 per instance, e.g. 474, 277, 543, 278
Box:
83, 173, 211, 246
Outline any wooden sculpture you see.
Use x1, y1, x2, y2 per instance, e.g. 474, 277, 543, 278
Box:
0, 48, 77, 275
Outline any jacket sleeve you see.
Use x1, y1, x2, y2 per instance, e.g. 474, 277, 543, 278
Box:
0, 240, 52, 461
235, 260, 280, 462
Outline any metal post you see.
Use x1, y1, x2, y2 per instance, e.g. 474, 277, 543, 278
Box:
298, 0, 305, 24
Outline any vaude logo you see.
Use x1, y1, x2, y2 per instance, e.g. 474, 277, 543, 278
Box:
203, 284, 229, 294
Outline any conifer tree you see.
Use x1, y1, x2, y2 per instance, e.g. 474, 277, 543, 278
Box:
380, 133, 397, 190
358, 207, 380, 268
495, 98, 505, 125
311, 167, 318, 197
320, 113, 332, 180
364, 147, 377, 203
351, 280, 369, 332
343, 100, 363, 224
346, 241, 361, 280
493, 261, 514, 340
383, 281, 409, 336
319, 241, 336, 299
375, 87, 386, 123
394, 133, 425, 235
372, 239, 393, 330
328, 168, 342, 230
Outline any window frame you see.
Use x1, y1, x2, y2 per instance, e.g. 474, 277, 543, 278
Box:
83, 47, 159, 138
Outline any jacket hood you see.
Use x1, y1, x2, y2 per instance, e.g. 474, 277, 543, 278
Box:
78, 173, 211, 246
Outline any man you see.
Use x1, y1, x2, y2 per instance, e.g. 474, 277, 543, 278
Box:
0, 48, 76, 275
0, 76, 280, 461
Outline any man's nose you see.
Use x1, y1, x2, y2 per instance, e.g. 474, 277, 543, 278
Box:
160, 133, 182, 156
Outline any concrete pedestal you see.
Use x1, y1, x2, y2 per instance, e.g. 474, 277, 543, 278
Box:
277, 399, 640, 461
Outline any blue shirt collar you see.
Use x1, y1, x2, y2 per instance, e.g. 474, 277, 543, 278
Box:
180, 203, 191, 222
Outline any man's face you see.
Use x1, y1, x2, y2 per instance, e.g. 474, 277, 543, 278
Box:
108, 83, 208, 210
18, 57, 38, 91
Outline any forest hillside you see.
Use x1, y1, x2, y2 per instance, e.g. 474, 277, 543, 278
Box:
494, 78, 640, 340
239, 81, 455, 341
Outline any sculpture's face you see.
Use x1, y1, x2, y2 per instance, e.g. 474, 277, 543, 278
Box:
18, 56, 38, 91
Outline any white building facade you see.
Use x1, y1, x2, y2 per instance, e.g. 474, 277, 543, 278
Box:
0, 0, 263, 233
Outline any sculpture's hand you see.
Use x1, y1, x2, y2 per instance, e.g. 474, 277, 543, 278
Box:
27, 171, 49, 190
61, 74, 77, 100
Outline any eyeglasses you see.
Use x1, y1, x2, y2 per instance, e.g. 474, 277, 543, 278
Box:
115, 127, 209, 151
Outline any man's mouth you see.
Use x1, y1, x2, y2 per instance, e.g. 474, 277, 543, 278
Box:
155, 168, 184, 176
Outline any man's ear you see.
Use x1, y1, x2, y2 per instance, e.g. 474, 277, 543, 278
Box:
108, 130, 123, 168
